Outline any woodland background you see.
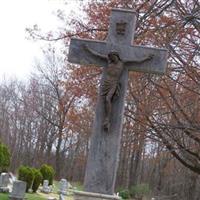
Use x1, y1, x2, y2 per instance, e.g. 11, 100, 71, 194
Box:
0, 0, 199, 199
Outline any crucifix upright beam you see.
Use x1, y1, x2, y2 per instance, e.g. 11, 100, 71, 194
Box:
68, 8, 168, 195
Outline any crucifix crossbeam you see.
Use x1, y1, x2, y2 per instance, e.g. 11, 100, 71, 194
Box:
68, 9, 167, 75
68, 8, 168, 195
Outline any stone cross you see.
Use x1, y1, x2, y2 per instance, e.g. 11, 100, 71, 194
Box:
9, 180, 26, 200
68, 8, 168, 195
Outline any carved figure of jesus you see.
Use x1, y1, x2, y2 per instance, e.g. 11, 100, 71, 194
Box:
83, 44, 153, 130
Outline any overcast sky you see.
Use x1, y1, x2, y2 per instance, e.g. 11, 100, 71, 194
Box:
0, 0, 80, 80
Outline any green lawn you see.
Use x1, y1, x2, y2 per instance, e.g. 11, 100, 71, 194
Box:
0, 191, 74, 200
0, 193, 74, 200
0, 193, 46, 200
52, 180, 83, 192
71, 182, 84, 191
26, 193, 46, 200
0, 193, 7, 200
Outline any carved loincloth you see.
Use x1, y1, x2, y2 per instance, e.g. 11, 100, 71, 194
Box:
100, 79, 121, 98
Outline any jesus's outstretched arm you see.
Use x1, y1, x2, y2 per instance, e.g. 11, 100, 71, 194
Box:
124, 54, 154, 65
83, 44, 107, 60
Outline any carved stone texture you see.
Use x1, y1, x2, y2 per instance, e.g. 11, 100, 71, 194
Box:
116, 22, 127, 35
68, 39, 167, 75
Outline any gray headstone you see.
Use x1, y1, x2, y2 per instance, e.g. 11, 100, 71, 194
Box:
9, 180, 26, 200
0, 173, 9, 187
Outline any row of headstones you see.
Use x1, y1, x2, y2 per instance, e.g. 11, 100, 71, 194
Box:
0, 173, 69, 200
41, 179, 68, 195
42, 179, 70, 200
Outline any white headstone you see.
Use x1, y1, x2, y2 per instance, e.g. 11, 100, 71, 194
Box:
9, 173, 16, 183
42, 180, 51, 194
59, 179, 67, 195
9, 180, 26, 200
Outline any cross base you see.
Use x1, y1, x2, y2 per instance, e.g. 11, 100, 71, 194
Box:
74, 191, 121, 200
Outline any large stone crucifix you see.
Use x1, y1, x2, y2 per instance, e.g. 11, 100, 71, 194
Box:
68, 8, 168, 196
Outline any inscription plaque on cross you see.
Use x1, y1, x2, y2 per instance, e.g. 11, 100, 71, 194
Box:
68, 8, 168, 195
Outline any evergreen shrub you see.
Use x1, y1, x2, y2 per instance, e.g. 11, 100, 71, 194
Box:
18, 166, 34, 192
40, 164, 55, 185
117, 188, 130, 199
0, 141, 10, 173
32, 168, 43, 192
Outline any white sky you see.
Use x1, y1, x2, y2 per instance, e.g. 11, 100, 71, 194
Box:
0, 0, 81, 80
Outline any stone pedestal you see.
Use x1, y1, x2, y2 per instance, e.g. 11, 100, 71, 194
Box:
74, 191, 121, 200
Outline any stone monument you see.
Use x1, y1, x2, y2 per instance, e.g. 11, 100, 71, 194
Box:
9, 180, 26, 200
0, 173, 10, 192
68, 8, 167, 199
41, 180, 51, 194
58, 179, 67, 195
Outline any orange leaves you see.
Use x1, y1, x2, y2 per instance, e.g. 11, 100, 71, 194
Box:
63, 0, 200, 176
68, 65, 101, 102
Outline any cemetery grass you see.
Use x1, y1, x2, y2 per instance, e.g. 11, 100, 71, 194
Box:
0, 193, 46, 200
53, 180, 83, 191
0, 193, 74, 200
